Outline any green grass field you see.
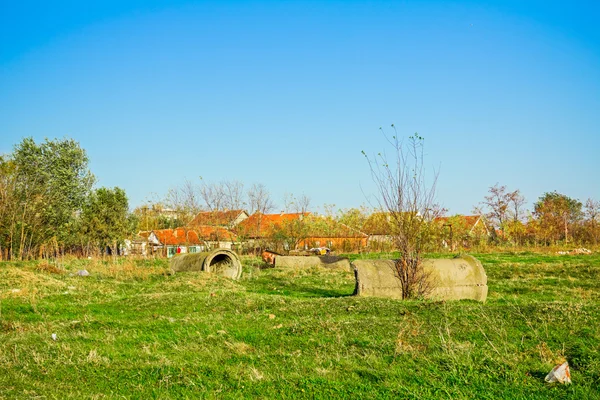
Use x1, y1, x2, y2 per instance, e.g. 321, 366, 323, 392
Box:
1, 252, 599, 399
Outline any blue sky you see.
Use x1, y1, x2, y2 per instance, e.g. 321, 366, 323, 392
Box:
1, 0, 599, 214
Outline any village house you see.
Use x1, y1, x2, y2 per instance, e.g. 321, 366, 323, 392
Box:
148, 226, 238, 257
236, 212, 308, 252
362, 212, 395, 250
299, 216, 368, 252
123, 231, 151, 256
236, 212, 367, 253
434, 215, 491, 249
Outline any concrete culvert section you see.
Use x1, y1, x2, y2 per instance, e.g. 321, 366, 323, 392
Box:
170, 249, 242, 280
203, 249, 242, 280
275, 255, 351, 271
170, 252, 208, 273
422, 255, 488, 302
352, 255, 488, 302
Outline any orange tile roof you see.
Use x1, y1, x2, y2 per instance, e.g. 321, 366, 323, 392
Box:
195, 225, 238, 241
236, 212, 309, 238
188, 209, 246, 227
151, 227, 237, 245
151, 228, 200, 246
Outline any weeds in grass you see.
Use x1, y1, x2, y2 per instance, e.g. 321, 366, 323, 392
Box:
394, 316, 425, 356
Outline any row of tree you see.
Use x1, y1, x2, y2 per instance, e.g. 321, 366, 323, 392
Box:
476, 184, 599, 246
1, 136, 598, 260
0, 138, 134, 260
134, 179, 310, 231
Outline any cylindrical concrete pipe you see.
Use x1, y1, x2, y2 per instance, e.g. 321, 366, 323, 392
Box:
274, 255, 351, 271
170, 249, 242, 280
352, 255, 488, 302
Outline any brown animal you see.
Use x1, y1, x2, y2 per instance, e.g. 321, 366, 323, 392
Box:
261, 250, 278, 265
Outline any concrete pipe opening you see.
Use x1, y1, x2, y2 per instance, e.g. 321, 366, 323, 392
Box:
203, 249, 242, 280
170, 249, 242, 280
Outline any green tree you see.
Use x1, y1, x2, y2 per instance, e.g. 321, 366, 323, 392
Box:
0, 156, 19, 259
337, 207, 369, 232
81, 187, 132, 255
6, 137, 94, 258
533, 192, 582, 244
269, 215, 311, 252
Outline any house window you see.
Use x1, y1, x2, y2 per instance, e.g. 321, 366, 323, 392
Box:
167, 247, 177, 257
189, 246, 198, 253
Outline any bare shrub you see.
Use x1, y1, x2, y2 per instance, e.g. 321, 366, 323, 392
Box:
363, 126, 439, 299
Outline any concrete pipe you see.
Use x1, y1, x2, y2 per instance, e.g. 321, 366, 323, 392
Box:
274, 255, 351, 271
203, 249, 243, 280
352, 255, 488, 302
170, 249, 242, 280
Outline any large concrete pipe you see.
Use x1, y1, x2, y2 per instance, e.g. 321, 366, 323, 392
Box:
274, 255, 351, 271
203, 249, 243, 280
352, 255, 488, 302
170, 249, 242, 280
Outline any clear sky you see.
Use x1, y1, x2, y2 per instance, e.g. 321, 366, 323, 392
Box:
1, 0, 599, 215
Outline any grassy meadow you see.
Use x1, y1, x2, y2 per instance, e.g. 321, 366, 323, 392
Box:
1, 252, 599, 399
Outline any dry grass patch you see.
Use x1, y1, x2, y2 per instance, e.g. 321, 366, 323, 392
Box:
225, 340, 254, 355
85, 259, 168, 280
395, 316, 426, 355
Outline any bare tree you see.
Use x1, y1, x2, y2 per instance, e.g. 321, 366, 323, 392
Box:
363, 126, 438, 299
428, 203, 448, 220
504, 189, 527, 245
222, 180, 245, 210
181, 179, 203, 213
482, 183, 509, 229
507, 189, 526, 223
200, 180, 226, 211
584, 198, 600, 245
284, 193, 311, 214
247, 183, 275, 215
164, 179, 203, 224
199, 179, 246, 211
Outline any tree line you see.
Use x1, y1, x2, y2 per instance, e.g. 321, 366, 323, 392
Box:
1, 137, 598, 260
475, 184, 599, 247
0, 137, 134, 260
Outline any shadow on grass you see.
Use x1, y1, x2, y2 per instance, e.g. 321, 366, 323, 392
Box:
529, 370, 549, 381
244, 275, 355, 299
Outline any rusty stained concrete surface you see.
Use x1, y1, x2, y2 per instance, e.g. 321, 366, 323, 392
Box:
352, 255, 488, 302
274, 255, 352, 271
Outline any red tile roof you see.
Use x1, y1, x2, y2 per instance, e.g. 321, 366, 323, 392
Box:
236, 212, 309, 238
151, 227, 237, 245
236, 213, 367, 239
195, 225, 238, 241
